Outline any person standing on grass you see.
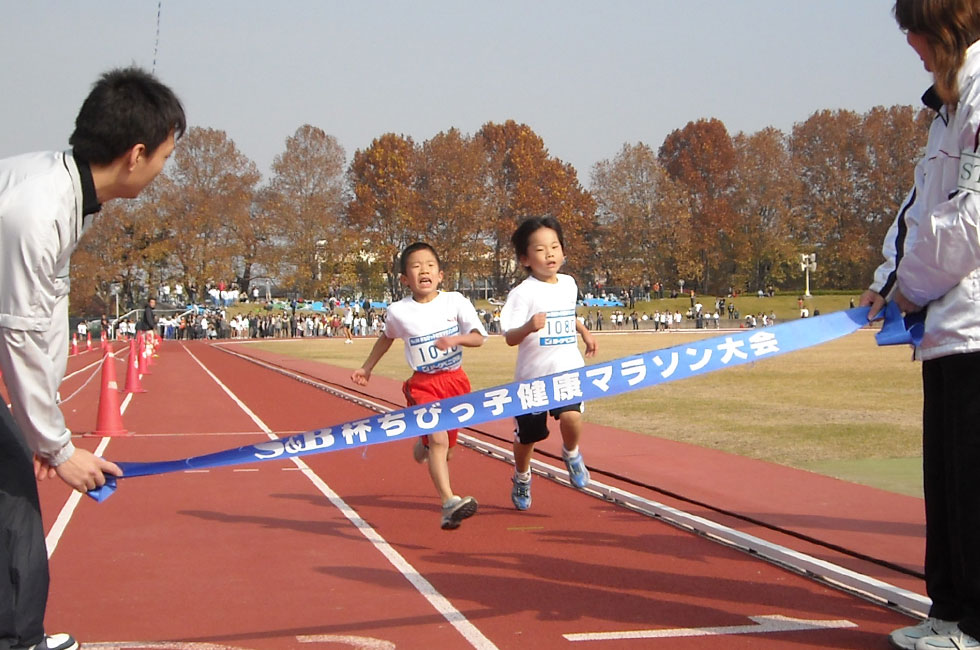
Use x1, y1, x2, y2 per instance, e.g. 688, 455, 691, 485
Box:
351, 242, 487, 530
500, 216, 597, 511
343, 303, 354, 344
861, 1, 980, 649
0, 67, 184, 650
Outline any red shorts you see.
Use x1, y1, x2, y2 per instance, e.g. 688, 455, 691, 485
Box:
402, 367, 472, 447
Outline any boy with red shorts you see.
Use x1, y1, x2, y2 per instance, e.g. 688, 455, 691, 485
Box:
352, 242, 488, 529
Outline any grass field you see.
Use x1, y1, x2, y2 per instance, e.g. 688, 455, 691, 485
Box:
243, 298, 925, 498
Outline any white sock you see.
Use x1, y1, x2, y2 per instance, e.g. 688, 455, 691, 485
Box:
515, 470, 531, 483
562, 446, 579, 459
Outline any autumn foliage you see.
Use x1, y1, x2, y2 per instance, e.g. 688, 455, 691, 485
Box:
69, 107, 930, 315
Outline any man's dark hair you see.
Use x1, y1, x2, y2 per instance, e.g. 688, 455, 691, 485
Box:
399, 242, 441, 275
511, 215, 566, 263
69, 66, 186, 164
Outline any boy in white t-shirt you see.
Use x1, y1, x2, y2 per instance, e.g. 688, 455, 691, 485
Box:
352, 243, 488, 530
500, 216, 597, 510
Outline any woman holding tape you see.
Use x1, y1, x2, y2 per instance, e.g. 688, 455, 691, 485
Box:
861, 1, 980, 648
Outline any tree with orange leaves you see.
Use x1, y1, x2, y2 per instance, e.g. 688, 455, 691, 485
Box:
478, 120, 596, 296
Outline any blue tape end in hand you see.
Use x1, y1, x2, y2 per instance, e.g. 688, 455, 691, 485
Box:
875, 301, 925, 347
86, 476, 117, 502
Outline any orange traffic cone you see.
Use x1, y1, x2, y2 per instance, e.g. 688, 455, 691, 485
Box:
88, 352, 129, 436
123, 338, 146, 393
70, 335, 78, 356
86, 332, 92, 351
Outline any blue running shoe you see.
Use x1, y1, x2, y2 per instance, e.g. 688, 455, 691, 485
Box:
511, 475, 532, 510
563, 453, 590, 489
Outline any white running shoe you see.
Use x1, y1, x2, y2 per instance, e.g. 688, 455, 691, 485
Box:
20, 634, 79, 650
441, 495, 478, 530
915, 625, 979, 649
890, 618, 958, 650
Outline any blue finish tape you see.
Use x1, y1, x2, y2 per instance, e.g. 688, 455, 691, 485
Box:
88, 306, 885, 502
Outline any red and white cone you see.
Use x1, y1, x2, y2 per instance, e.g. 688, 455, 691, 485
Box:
123, 338, 146, 394
88, 352, 130, 436
137, 332, 151, 375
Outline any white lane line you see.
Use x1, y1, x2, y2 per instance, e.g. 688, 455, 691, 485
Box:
45, 391, 134, 558
216, 344, 931, 618
564, 615, 858, 641
62, 357, 104, 381
463, 433, 931, 619
182, 345, 499, 650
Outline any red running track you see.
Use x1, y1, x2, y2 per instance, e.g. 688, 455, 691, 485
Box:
27, 338, 926, 649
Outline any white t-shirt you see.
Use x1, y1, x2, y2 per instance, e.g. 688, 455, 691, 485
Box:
383, 291, 488, 373
500, 274, 584, 381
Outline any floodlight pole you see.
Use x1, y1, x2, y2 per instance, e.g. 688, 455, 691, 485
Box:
801, 253, 816, 298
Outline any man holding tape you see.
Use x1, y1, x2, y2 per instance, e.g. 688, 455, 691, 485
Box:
0, 67, 184, 650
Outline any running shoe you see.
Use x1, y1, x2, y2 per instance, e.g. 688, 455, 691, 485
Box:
890, 619, 958, 650
511, 475, 532, 510
441, 495, 478, 530
563, 452, 590, 489
915, 626, 980, 649
18, 634, 79, 650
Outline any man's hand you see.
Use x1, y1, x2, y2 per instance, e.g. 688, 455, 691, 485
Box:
47, 448, 123, 493
34, 455, 57, 480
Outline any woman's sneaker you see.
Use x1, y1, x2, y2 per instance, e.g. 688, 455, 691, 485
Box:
511, 475, 532, 510
441, 495, 478, 530
890, 618, 958, 650
914, 625, 980, 649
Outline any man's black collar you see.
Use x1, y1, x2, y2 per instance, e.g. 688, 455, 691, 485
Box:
73, 154, 102, 215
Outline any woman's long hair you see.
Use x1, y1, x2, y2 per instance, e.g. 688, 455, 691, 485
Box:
895, 0, 980, 108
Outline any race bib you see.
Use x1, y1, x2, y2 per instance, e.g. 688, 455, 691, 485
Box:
408, 325, 461, 372
539, 309, 577, 346
958, 150, 980, 193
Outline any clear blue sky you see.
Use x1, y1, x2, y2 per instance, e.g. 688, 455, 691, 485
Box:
0, 1, 929, 187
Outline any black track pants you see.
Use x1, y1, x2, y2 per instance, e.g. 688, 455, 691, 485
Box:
922, 351, 980, 639
0, 403, 48, 649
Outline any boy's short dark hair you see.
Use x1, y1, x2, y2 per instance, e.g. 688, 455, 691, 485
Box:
511, 215, 565, 263
69, 66, 186, 165
399, 242, 441, 275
